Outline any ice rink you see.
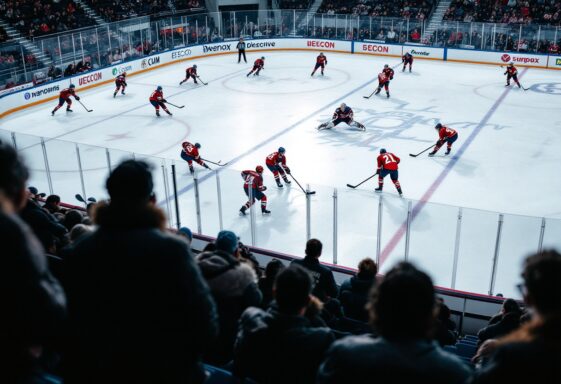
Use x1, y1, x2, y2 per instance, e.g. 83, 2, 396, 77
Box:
2, 51, 561, 297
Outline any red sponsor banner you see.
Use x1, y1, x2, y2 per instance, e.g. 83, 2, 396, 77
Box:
362, 44, 390, 53
78, 72, 103, 86
307, 40, 335, 48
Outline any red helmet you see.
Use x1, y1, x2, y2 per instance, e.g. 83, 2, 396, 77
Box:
256, 165, 264, 173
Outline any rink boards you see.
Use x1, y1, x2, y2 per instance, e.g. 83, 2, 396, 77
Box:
2, 37, 561, 119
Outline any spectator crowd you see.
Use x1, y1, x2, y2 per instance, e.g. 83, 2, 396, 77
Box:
85, 0, 204, 22
0, 0, 95, 38
318, 0, 434, 21
444, 0, 561, 25
1, 139, 560, 383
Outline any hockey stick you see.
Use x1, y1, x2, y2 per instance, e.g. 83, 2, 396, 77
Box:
197, 76, 208, 85
363, 90, 376, 99
409, 144, 435, 157
346, 172, 378, 189
289, 173, 316, 195
75, 194, 97, 204
202, 158, 229, 166
166, 101, 185, 109
77, 99, 93, 112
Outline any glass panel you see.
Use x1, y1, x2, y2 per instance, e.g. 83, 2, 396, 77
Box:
16, 133, 50, 196
43, 139, 79, 204
409, 202, 458, 288
542, 218, 561, 251
379, 194, 409, 273
77, 143, 111, 201
494, 214, 543, 298
455, 209, 499, 294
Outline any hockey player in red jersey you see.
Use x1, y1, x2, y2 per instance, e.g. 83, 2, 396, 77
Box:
429, 123, 458, 156
317, 103, 366, 131
240, 166, 271, 215
402, 52, 413, 72
113, 72, 127, 98
179, 64, 198, 85
247, 57, 265, 77
311, 52, 327, 76
504, 62, 521, 88
180, 141, 210, 174
51, 84, 80, 115
374, 65, 393, 98
149, 86, 172, 117
375, 148, 402, 196
266, 147, 291, 188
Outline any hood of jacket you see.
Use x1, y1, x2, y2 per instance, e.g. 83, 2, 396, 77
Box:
197, 250, 257, 298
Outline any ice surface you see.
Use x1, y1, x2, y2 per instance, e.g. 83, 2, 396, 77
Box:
3, 51, 561, 297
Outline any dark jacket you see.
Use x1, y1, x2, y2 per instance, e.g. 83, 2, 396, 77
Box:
197, 250, 262, 364
317, 335, 472, 384
471, 317, 561, 383
20, 199, 67, 251
291, 256, 338, 302
0, 212, 66, 383
338, 275, 375, 322
234, 307, 335, 383
63, 204, 218, 384
258, 276, 275, 309
478, 311, 521, 343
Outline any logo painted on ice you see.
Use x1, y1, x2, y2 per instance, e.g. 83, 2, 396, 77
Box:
528, 83, 561, 95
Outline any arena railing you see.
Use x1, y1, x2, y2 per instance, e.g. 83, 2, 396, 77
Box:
2, 127, 560, 301
1, 9, 560, 89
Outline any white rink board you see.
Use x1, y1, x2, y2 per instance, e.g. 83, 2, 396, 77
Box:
447, 48, 548, 68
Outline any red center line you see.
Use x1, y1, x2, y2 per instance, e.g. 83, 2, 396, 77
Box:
379, 68, 529, 266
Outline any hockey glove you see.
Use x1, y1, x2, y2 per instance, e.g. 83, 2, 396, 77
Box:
284, 167, 291, 174
75, 96, 80, 100
260, 186, 267, 191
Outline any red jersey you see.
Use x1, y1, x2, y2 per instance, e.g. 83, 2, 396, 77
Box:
182, 141, 201, 159
378, 73, 388, 84
383, 67, 394, 80
242, 170, 263, 189
438, 126, 457, 140
506, 66, 518, 76
377, 152, 400, 171
59, 88, 76, 99
186, 67, 197, 76
254, 59, 264, 68
265, 152, 287, 167
402, 53, 413, 63
316, 55, 327, 65
333, 106, 353, 120
149, 90, 164, 102
115, 75, 126, 85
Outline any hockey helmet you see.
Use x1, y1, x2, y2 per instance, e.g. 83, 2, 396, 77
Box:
435, 123, 442, 129
278, 147, 286, 154
509, 62, 514, 66
384, 64, 389, 68
122, 72, 127, 77
340, 103, 347, 109
157, 85, 163, 91
380, 148, 387, 154
193, 64, 197, 68
195, 143, 201, 148
69, 84, 76, 88
261, 56, 265, 60
256, 165, 264, 173
320, 52, 324, 55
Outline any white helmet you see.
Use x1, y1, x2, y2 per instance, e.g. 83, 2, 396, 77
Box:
340, 103, 347, 109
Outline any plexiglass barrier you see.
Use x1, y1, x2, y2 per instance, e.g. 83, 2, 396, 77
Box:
2, 9, 561, 87
3, 127, 560, 299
